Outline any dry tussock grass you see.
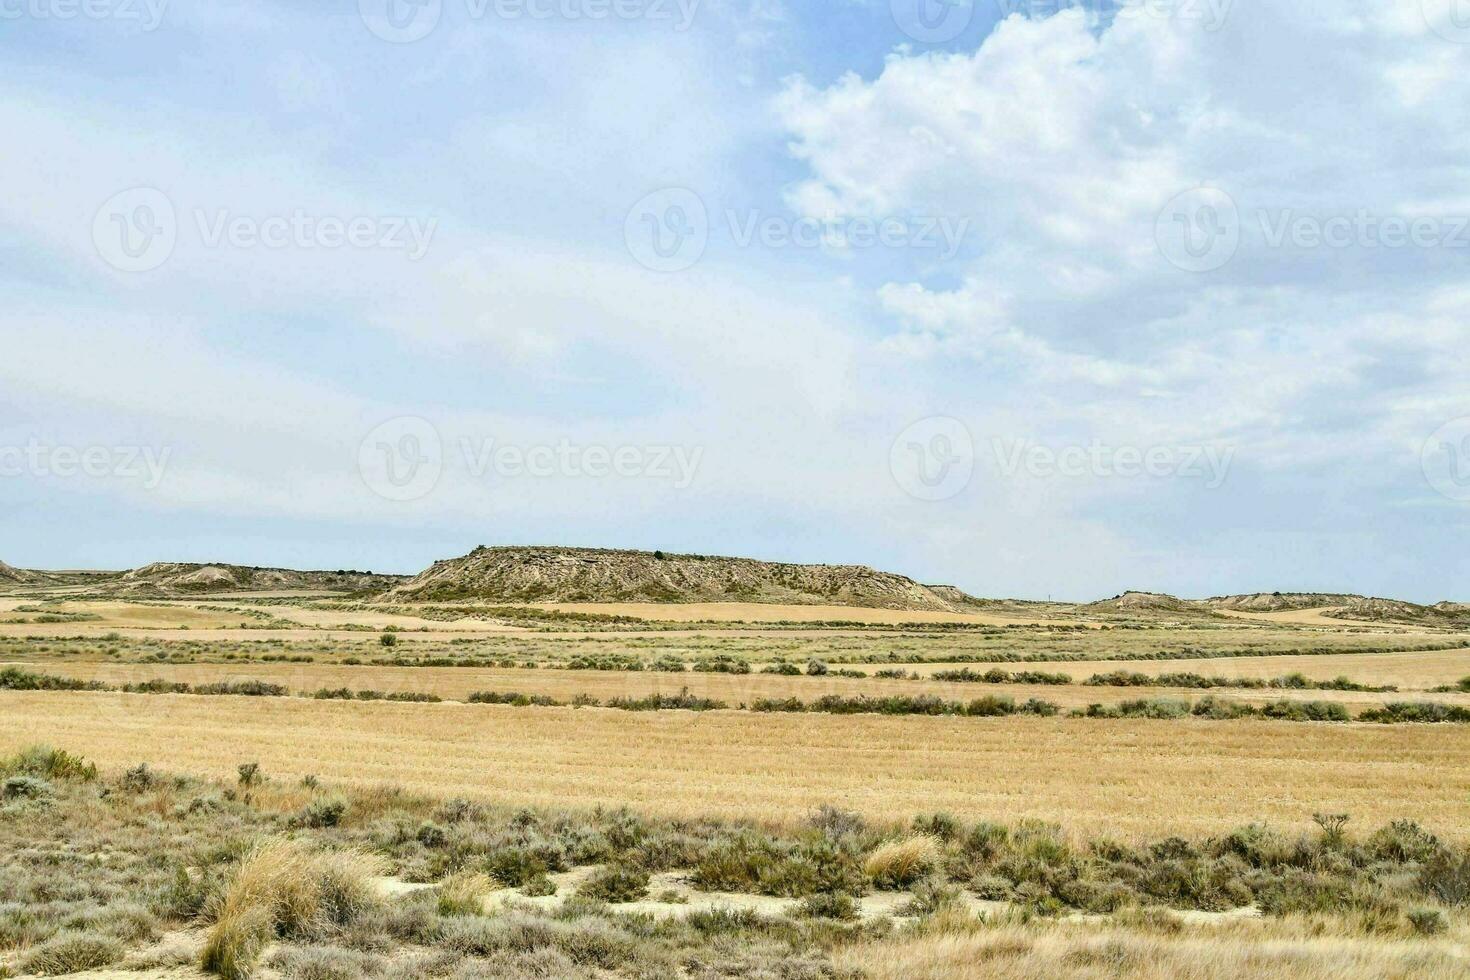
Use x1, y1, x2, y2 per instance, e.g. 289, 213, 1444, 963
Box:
865, 835, 942, 888
842, 920, 1470, 979
200, 837, 385, 979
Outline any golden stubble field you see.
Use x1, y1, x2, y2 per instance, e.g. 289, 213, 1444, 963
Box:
14, 660, 1470, 710
5, 691, 1469, 840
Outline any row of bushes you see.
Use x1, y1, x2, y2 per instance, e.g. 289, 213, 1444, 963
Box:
930, 667, 1073, 685
1077, 696, 1353, 722
752, 693, 1061, 717
1085, 670, 1396, 693
833, 640, 1467, 666
7, 667, 1470, 727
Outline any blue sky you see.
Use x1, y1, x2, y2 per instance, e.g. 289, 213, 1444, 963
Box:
2, 0, 1468, 601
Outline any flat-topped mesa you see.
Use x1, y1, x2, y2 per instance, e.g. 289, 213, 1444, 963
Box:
380, 545, 981, 611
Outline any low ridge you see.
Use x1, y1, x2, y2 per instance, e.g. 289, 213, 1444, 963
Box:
381, 545, 977, 611
111, 562, 407, 597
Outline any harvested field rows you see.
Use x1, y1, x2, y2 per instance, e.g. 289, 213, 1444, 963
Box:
13, 661, 1470, 710
4, 691, 1469, 839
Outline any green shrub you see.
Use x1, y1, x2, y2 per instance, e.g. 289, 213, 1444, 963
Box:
1, 745, 97, 782
296, 795, 349, 828
578, 865, 650, 903
484, 848, 548, 887
522, 875, 558, 897
798, 891, 858, 920
1367, 820, 1442, 864
1359, 702, 1470, 724
1, 774, 52, 801
1419, 850, 1470, 906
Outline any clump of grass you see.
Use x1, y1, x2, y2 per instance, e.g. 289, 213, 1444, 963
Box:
579, 864, 651, 903
21, 931, 123, 975
294, 795, 349, 828
798, 891, 858, 920
865, 836, 941, 889
200, 837, 386, 980
0, 745, 97, 782
1407, 907, 1448, 935
437, 871, 495, 916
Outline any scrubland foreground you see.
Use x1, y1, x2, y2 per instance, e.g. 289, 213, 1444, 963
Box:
3, 745, 1470, 980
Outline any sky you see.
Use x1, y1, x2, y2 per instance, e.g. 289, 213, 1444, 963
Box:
1, 0, 1468, 602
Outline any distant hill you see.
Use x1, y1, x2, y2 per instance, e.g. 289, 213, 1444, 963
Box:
1084, 591, 1209, 615
382, 545, 980, 611
0, 560, 43, 584
109, 562, 407, 597
1204, 593, 1364, 613
1326, 597, 1470, 627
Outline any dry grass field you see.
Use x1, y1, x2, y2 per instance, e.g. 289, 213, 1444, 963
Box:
4, 691, 1469, 840
5, 593, 1470, 979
